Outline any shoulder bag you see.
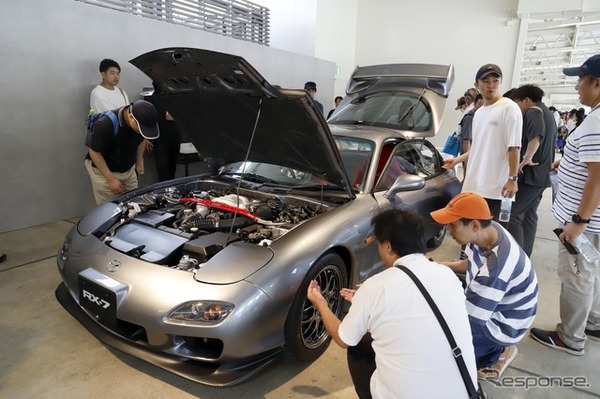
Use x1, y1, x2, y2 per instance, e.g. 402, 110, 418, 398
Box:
396, 265, 486, 399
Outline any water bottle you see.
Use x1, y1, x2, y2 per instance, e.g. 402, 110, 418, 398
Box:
573, 234, 600, 263
499, 196, 512, 222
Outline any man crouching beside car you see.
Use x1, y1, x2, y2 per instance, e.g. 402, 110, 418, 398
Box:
307, 209, 477, 399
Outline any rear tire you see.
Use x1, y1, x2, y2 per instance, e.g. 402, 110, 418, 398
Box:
284, 252, 347, 361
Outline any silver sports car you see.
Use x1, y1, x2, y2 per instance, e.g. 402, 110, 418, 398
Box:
56, 48, 460, 386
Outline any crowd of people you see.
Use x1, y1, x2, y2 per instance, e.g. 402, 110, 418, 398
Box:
84, 60, 335, 205
80, 54, 600, 397
307, 55, 600, 398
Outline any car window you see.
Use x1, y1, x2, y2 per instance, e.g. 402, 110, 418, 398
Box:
335, 137, 374, 192
328, 92, 432, 132
376, 140, 441, 191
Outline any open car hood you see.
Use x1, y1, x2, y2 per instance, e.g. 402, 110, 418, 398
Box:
330, 63, 454, 138
130, 48, 353, 197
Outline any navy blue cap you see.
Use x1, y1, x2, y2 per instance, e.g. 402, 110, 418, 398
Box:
304, 81, 317, 90
563, 54, 600, 77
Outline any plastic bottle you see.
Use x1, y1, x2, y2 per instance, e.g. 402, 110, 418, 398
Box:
499, 197, 512, 222
573, 234, 600, 263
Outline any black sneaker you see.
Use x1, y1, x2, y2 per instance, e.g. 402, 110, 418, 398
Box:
585, 329, 600, 342
0, 253, 6, 263
530, 328, 584, 356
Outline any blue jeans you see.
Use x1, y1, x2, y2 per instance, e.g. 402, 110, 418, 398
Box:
471, 322, 504, 368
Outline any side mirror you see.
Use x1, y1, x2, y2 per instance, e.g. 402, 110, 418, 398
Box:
383, 174, 425, 203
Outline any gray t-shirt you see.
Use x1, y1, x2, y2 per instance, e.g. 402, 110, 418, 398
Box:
520, 102, 557, 187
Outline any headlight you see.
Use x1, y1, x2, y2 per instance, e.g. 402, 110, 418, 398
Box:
166, 301, 234, 325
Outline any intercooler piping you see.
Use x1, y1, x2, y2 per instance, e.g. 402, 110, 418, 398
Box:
181, 198, 258, 221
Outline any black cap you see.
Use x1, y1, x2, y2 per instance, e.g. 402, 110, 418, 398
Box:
476, 64, 503, 81
563, 54, 600, 77
304, 81, 317, 90
131, 100, 160, 139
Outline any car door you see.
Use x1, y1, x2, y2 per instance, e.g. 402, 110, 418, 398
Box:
374, 139, 459, 238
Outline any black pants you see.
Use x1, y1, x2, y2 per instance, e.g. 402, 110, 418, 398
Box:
484, 198, 508, 229
507, 183, 545, 257
347, 333, 376, 399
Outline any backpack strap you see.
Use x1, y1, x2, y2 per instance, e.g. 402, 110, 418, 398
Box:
118, 87, 127, 104
106, 111, 119, 138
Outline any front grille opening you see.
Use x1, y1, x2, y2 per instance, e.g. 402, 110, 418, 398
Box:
98, 317, 148, 343
178, 336, 224, 359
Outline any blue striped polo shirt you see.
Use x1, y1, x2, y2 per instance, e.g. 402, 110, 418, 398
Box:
552, 106, 600, 234
465, 222, 538, 345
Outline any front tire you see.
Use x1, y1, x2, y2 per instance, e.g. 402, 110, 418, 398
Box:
284, 252, 347, 361
427, 225, 446, 248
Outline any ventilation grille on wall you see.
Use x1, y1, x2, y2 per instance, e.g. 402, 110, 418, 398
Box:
77, 0, 270, 45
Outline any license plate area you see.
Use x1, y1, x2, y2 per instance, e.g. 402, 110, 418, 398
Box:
79, 275, 117, 325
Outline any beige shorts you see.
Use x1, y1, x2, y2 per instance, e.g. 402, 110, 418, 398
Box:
85, 159, 138, 205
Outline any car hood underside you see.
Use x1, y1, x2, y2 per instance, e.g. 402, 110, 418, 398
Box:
130, 48, 353, 196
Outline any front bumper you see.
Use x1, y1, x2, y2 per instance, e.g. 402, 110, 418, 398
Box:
55, 282, 281, 387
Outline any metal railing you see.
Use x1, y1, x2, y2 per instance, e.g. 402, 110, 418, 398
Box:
77, 0, 270, 45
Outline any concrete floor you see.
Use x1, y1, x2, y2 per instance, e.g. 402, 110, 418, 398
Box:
1, 189, 600, 399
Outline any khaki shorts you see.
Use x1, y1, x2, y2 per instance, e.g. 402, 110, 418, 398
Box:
85, 159, 138, 205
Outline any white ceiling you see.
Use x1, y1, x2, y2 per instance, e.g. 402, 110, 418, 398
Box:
519, 10, 600, 89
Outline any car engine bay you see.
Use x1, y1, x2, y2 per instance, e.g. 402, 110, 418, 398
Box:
94, 183, 333, 270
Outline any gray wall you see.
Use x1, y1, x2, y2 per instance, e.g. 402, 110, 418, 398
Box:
0, 0, 335, 233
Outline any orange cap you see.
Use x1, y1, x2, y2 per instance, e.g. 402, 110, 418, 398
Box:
430, 192, 493, 224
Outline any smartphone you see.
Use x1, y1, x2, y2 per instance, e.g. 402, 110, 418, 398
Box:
553, 228, 579, 255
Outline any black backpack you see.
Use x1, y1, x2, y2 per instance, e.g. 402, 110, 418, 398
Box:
85, 110, 118, 147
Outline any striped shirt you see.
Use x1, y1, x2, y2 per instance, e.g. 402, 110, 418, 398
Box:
552, 106, 600, 234
465, 222, 538, 345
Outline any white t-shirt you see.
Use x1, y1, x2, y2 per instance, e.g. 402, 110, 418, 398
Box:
462, 97, 522, 200
90, 85, 130, 112
338, 253, 477, 399
553, 110, 561, 127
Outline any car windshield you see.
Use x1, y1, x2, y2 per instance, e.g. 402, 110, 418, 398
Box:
329, 92, 432, 131
218, 137, 374, 192
219, 161, 341, 189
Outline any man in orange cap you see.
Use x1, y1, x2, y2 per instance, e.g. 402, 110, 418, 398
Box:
431, 192, 538, 380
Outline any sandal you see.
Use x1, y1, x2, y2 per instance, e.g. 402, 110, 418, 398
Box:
477, 345, 518, 380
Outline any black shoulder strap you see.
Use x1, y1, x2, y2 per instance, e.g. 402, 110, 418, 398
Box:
396, 265, 479, 398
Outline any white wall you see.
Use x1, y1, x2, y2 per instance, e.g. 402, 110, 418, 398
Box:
259, 0, 522, 147
351, 0, 521, 146
0, 0, 335, 233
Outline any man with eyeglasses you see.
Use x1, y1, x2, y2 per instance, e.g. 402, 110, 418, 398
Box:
84, 100, 160, 204
307, 209, 477, 399
444, 64, 522, 222
530, 54, 600, 355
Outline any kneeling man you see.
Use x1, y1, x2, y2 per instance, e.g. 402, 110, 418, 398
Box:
431, 192, 538, 379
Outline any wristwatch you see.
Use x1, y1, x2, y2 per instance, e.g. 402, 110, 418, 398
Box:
572, 213, 591, 224
508, 176, 518, 181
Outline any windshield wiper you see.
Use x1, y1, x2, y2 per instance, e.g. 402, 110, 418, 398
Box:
398, 89, 426, 124
221, 172, 280, 185
293, 184, 343, 191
